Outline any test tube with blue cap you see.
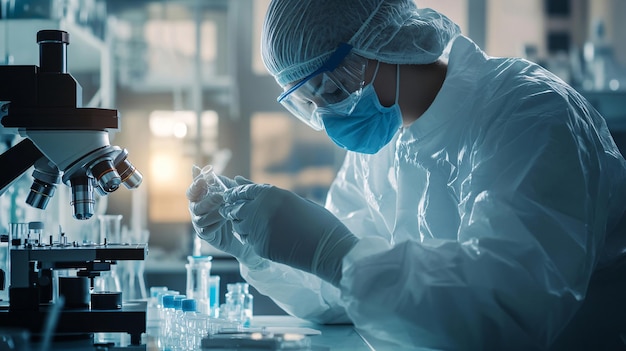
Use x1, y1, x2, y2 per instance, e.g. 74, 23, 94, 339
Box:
199, 165, 247, 245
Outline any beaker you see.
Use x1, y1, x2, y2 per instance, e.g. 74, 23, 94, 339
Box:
186, 255, 212, 315
98, 214, 122, 244
9, 223, 29, 245
93, 269, 122, 293
0, 234, 8, 301
120, 260, 147, 301
199, 165, 247, 244
119, 226, 148, 301
94, 215, 123, 293
3, 223, 28, 300
27, 221, 44, 246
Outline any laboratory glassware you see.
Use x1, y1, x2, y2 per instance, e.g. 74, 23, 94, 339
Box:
237, 282, 254, 327
93, 215, 122, 293
119, 227, 148, 301
224, 283, 245, 324
185, 255, 213, 315
198, 165, 247, 244
209, 275, 221, 318
98, 214, 122, 244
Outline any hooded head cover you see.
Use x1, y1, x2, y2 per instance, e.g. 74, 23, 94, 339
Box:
261, 0, 461, 87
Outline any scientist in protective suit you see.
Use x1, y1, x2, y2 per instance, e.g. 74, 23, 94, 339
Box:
187, 0, 626, 349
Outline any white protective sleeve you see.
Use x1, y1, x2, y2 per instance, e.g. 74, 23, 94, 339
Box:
240, 260, 350, 324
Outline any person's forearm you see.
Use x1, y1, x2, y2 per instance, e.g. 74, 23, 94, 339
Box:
240, 261, 350, 324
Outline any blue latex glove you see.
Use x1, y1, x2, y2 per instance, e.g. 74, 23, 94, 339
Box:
186, 166, 264, 268
221, 182, 359, 286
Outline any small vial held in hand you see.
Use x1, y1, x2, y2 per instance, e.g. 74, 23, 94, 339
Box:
197, 165, 248, 245
200, 165, 229, 194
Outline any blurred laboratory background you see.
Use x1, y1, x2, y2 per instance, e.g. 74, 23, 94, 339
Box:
1, 0, 625, 315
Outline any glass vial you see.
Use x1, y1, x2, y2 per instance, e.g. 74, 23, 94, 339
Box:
225, 283, 244, 324
185, 255, 212, 315
209, 275, 221, 318
237, 282, 254, 327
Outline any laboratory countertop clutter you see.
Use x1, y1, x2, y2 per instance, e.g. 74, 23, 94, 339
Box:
141, 258, 372, 351
0, 244, 370, 350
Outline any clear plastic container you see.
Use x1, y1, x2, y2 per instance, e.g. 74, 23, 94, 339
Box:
198, 165, 247, 244
98, 214, 122, 244
0, 233, 9, 302
161, 294, 177, 336
187, 313, 209, 350
146, 286, 168, 328
209, 275, 221, 318
27, 221, 44, 246
9, 223, 29, 243
224, 283, 245, 324
94, 215, 123, 294
168, 295, 187, 349
186, 255, 213, 315
237, 282, 254, 328
181, 299, 205, 350
207, 317, 243, 335
156, 290, 179, 342
200, 165, 229, 194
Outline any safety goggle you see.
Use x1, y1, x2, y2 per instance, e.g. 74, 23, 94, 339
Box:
277, 43, 367, 131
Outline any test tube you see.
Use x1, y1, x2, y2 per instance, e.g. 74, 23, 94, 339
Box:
199, 165, 247, 245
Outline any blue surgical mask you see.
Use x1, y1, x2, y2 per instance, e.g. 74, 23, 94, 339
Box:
321, 64, 402, 154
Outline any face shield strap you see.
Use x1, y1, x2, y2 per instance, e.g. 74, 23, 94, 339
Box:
370, 61, 381, 86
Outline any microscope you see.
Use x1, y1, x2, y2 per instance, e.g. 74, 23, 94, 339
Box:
0, 30, 147, 346
0, 29, 142, 219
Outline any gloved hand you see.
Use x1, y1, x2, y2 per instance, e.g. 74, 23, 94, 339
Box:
186, 166, 264, 268
221, 183, 359, 287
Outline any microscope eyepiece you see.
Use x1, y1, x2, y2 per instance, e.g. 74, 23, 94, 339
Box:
37, 29, 69, 74
36, 30, 70, 44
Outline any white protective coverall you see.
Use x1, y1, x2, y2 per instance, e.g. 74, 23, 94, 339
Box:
241, 35, 626, 350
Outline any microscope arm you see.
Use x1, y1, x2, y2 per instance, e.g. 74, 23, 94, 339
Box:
0, 139, 43, 196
